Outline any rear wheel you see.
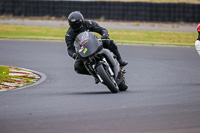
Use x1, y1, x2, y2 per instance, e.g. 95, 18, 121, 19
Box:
118, 77, 128, 91
96, 64, 118, 93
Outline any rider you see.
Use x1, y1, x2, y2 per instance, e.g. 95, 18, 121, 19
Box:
65, 11, 128, 76
195, 24, 200, 56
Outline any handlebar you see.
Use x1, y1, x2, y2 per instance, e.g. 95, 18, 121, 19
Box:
98, 39, 110, 41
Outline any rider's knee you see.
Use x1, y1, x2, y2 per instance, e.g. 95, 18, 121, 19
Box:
75, 69, 83, 74
74, 63, 82, 74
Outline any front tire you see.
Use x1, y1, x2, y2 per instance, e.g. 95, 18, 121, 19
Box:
96, 64, 118, 93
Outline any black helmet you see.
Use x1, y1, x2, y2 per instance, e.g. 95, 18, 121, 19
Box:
68, 11, 84, 31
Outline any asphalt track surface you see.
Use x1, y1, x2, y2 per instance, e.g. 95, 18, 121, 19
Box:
0, 39, 200, 133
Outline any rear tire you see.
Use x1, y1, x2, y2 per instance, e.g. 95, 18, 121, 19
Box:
96, 64, 118, 93
118, 78, 128, 91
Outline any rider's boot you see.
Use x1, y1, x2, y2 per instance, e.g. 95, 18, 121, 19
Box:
109, 40, 128, 67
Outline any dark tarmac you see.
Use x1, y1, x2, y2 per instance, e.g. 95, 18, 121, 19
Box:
0, 39, 200, 133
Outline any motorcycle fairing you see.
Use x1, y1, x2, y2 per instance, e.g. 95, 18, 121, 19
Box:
74, 32, 103, 58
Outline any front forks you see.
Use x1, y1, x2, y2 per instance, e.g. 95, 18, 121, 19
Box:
84, 57, 114, 84
102, 58, 114, 76
96, 58, 115, 83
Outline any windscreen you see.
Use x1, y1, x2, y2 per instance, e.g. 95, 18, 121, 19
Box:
74, 32, 102, 58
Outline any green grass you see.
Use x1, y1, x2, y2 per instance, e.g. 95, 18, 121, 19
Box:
0, 24, 65, 40
0, 66, 10, 84
0, 24, 197, 46
109, 30, 197, 46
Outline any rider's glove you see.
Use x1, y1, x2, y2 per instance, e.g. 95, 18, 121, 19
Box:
72, 53, 78, 60
101, 34, 109, 40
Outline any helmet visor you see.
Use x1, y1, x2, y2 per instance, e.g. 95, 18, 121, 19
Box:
69, 20, 83, 31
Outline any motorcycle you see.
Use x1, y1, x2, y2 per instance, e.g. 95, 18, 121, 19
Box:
74, 31, 128, 93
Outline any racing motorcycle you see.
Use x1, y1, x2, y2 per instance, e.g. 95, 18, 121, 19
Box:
74, 31, 128, 93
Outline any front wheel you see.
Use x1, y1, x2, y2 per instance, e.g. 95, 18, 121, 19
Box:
96, 64, 118, 93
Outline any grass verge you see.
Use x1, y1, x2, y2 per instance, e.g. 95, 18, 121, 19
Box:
0, 24, 197, 46
0, 66, 10, 84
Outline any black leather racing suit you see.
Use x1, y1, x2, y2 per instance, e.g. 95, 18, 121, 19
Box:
65, 20, 119, 75
65, 20, 108, 59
